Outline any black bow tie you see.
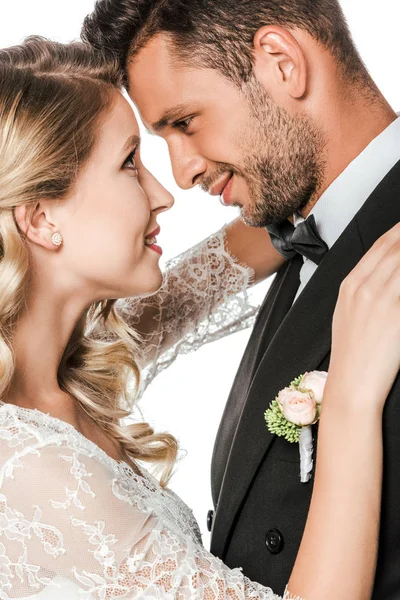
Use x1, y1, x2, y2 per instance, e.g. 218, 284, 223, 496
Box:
266, 214, 329, 265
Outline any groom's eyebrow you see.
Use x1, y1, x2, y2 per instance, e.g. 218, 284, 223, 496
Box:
151, 103, 193, 132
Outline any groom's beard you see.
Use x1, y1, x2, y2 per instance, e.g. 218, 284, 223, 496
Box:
201, 85, 326, 227
238, 83, 327, 227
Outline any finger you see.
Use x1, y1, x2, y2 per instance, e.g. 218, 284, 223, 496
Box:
362, 238, 400, 292
386, 261, 400, 303
346, 222, 400, 284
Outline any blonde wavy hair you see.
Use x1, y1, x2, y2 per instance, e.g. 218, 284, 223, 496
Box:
0, 36, 177, 486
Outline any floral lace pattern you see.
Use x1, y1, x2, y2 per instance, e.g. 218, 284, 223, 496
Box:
116, 229, 260, 393
0, 401, 297, 599
0, 230, 305, 598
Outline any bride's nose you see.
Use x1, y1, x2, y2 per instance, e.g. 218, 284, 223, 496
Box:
147, 171, 175, 215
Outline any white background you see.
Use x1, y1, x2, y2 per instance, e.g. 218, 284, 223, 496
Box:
1, 0, 399, 548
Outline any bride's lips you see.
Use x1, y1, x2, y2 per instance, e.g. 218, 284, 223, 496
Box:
146, 225, 161, 239
145, 225, 162, 256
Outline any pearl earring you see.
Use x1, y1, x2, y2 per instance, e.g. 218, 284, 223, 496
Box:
51, 232, 63, 247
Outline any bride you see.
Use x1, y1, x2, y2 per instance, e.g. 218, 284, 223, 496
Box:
0, 36, 398, 599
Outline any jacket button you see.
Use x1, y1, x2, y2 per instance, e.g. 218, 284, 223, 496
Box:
207, 510, 214, 532
265, 529, 284, 554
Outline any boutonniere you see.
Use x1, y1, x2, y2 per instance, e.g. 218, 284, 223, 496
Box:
264, 371, 328, 483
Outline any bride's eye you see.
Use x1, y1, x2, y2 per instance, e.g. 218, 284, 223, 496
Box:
123, 149, 139, 175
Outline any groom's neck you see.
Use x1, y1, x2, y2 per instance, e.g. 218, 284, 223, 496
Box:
300, 90, 396, 218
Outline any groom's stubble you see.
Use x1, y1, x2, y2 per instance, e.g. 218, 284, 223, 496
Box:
230, 77, 327, 227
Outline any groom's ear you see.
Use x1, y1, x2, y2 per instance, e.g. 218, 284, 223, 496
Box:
252, 25, 307, 103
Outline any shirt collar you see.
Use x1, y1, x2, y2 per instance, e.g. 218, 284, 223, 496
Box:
293, 116, 400, 249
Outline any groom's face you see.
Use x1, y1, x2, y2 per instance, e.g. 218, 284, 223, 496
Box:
128, 36, 324, 226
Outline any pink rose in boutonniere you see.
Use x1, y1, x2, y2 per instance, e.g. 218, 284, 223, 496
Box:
300, 371, 328, 404
265, 371, 328, 482
277, 388, 318, 426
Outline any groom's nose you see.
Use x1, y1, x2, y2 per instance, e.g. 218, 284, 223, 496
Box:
168, 141, 207, 190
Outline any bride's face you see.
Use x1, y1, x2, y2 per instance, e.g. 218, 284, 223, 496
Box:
46, 92, 174, 301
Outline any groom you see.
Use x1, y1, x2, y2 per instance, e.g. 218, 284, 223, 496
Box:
82, 1, 400, 597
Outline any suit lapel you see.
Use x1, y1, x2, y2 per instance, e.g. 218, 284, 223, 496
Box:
245, 256, 304, 376
211, 219, 363, 558
211, 157, 400, 559
211, 256, 303, 505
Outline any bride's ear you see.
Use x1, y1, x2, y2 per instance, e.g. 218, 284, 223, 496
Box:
14, 201, 61, 251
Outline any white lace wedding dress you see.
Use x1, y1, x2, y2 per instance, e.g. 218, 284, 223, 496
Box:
0, 230, 299, 599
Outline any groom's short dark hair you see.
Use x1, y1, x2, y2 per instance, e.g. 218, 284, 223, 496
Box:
82, 0, 368, 88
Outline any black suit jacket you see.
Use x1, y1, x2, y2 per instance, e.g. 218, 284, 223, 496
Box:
210, 159, 400, 598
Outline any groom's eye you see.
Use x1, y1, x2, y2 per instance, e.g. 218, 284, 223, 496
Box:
173, 117, 194, 133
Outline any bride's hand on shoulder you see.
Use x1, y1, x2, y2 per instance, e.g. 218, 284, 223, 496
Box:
288, 224, 400, 600
329, 222, 400, 412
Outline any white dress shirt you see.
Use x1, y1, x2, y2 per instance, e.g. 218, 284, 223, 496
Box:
293, 116, 400, 302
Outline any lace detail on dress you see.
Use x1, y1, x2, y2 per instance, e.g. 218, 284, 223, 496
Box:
0, 401, 289, 599
116, 228, 260, 393
282, 587, 305, 600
